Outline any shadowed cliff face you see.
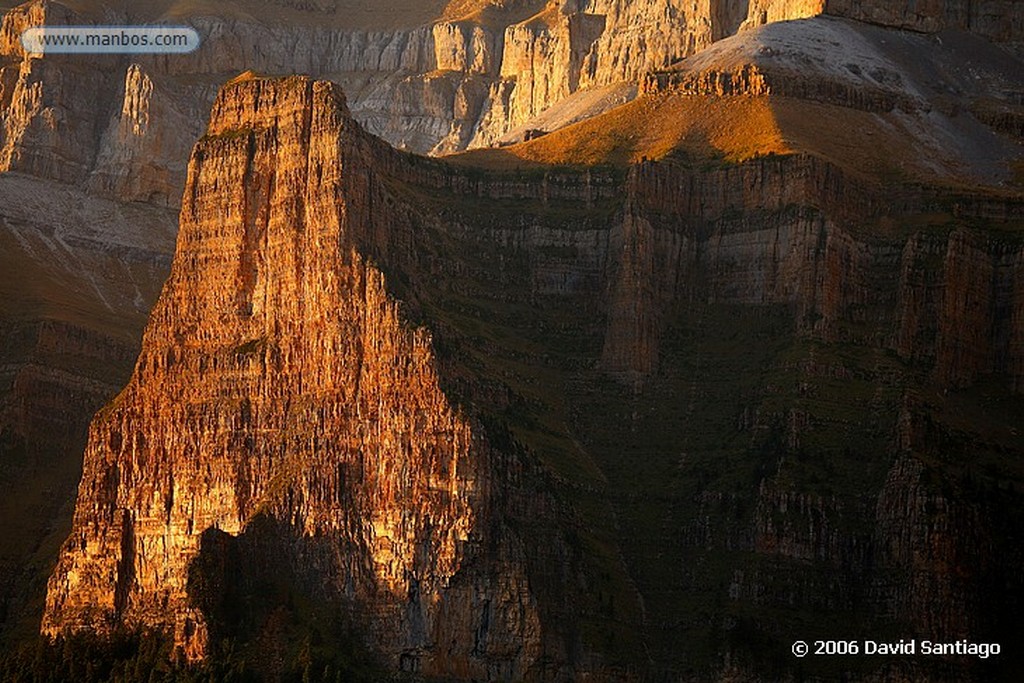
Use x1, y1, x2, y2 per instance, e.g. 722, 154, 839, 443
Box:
39, 74, 1024, 681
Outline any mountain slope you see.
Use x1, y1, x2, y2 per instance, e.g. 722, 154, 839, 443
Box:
4, 2, 1024, 679
454, 16, 1024, 190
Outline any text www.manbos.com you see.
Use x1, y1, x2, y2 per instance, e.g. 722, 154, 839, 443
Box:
21, 26, 201, 54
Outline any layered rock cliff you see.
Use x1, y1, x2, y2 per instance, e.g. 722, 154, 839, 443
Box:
4, 0, 1024, 198
40, 72, 1024, 681
0, 169, 177, 643
42, 76, 554, 680
825, 0, 1024, 42
7, 1, 1024, 680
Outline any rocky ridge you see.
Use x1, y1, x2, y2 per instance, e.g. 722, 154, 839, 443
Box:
5, 0, 1023, 199
496, 15, 1024, 189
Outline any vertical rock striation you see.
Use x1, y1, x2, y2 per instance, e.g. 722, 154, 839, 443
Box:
4, 0, 1024, 173
36, 71, 1024, 680
0, 2, 113, 184
42, 76, 543, 679
825, 0, 1024, 42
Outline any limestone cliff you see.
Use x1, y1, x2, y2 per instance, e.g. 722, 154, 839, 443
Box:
742, 0, 826, 29
0, 166, 178, 642
42, 76, 552, 679
4, 0, 1024, 181
0, 2, 112, 184
585, 156, 1024, 680
40, 73, 1024, 681
825, 0, 1024, 42
8, 2, 1024, 680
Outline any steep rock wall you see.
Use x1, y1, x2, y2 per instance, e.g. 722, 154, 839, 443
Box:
826, 0, 1024, 42
590, 157, 1024, 676
42, 77, 545, 679
4, 0, 1024, 184
36, 74, 1024, 680
0, 167, 178, 640
0, 3, 115, 184
604, 157, 1024, 393
743, 0, 826, 29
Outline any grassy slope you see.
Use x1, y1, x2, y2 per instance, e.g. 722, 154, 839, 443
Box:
449, 91, 1024, 193
450, 94, 792, 170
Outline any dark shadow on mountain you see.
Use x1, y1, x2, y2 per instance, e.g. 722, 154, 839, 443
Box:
187, 515, 382, 683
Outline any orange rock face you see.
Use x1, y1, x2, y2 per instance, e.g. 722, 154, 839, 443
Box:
42, 76, 541, 677
37, 70, 1024, 681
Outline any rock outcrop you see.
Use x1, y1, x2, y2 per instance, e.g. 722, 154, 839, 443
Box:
825, 0, 1024, 42
0, 2, 112, 184
0, 168, 178, 641
42, 76, 547, 680
40, 72, 1024, 681
742, 0, 826, 29
4, 0, 1024, 186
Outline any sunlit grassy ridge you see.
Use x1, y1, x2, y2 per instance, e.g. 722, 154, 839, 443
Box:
449, 94, 796, 170
450, 89, 1022, 189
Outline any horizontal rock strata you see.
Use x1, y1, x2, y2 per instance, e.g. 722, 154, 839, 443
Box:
40, 74, 1024, 681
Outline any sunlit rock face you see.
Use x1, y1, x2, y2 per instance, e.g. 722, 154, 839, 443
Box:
33, 66, 1024, 681
41, 76, 543, 678
11, 2, 1024, 680
4, 0, 1024, 178
0, 2, 110, 184
741, 0, 825, 28
0, 2, 212, 204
